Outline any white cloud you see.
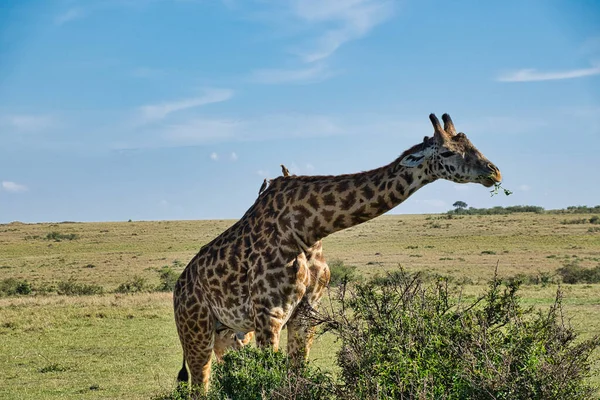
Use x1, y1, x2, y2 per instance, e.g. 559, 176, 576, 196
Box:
305, 163, 315, 172
243, 0, 394, 86
55, 8, 84, 25
519, 184, 531, 192
1, 181, 28, 193
158, 113, 343, 146
2, 114, 55, 132
210, 152, 219, 161
137, 88, 233, 123
249, 64, 334, 84
497, 65, 600, 82
289, 0, 395, 62
230, 152, 238, 161
257, 169, 270, 177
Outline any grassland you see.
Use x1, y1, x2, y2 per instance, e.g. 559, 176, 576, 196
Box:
1, 213, 599, 399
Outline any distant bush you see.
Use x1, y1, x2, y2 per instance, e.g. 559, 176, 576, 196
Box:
506, 271, 556, 287
449, 205, 545, 215
561, 218, 589, 225
557, 261, 600, 284
156, 265, 180, 292
114, 276, 149, 294
57, 279, 104, 296
552, 205, 600, 214
590, 215, 600, 224
45, 231, 79, 241
328, 259, 361, 286
0, 278, 32, 296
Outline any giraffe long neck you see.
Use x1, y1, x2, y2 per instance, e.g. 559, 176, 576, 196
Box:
278, 154, 437, 248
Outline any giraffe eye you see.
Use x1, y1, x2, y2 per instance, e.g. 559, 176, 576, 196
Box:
440, 151, 454, 158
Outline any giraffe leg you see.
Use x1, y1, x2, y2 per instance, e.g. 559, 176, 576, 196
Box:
175, 296, 216, 393
253, 306, 285, 351
213, 329, 254, 361
286, 304, 317, 364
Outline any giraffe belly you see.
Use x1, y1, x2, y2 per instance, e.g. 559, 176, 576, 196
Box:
213, 309, 255, 332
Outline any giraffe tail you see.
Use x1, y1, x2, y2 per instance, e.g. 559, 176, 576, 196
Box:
176, 357, 188, 383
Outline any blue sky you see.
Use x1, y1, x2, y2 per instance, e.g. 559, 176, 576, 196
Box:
1, 0, 599, 223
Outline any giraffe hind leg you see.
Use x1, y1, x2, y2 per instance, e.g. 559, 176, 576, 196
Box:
174, 293, 216, 392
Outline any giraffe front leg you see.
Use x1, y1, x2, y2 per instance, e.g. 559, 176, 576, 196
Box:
286, 304, 317, 364
253, 306, 285, 351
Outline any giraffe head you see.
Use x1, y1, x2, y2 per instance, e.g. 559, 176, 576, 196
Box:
400, 113, 502, 187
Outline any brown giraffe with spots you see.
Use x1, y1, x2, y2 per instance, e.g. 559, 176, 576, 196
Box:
203, 165, 327, 363
174, 113, 502, 391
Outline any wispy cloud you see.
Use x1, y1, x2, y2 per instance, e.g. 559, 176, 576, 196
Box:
230, 152, 238, 161
136, 88, 233, 123
1, 181, 28, 193
244, 0, 394, 85
1, 114, 55, 132
497, 65, 600, 82
116, 112, 428, 149
248, 63, 333, 84
210, 152, 219, 161
160, 113, 343, 145
417, 199, 447, 208
55, 8, 84, 25
289, 0, 395, 63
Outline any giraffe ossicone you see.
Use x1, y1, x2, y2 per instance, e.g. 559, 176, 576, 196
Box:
173, 113, 502, 391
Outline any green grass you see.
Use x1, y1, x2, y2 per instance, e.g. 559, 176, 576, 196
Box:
1, 213, 599, 398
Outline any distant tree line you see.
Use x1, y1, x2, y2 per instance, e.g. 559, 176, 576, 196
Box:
447, 203, 600, 216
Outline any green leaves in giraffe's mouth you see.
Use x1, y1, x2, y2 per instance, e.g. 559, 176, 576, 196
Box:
490, 182, 513, 197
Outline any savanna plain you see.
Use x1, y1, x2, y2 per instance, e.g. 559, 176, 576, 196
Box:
1, 212, 599, 399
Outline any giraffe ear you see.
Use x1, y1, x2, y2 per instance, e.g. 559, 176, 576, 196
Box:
399, 146, 433, 167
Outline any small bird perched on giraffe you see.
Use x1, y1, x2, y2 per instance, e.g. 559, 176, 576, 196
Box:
281, 164, 290, 177
258, 178, 268, 195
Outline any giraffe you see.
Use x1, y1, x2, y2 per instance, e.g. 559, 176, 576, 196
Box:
177, 165, 327, 370
174, 113, 502, 391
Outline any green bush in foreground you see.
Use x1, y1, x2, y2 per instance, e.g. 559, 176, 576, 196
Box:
324, 272, 600, 400
159, 271, 599, 399
155, 348, 335, 400
209, 347, 335, 400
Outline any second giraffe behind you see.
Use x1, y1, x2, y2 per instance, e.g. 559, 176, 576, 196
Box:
174, 113, 503, 391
